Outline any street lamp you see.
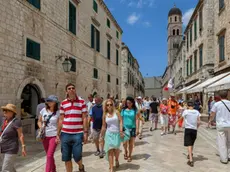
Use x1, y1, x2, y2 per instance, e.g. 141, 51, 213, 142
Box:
62, 58, 72, 72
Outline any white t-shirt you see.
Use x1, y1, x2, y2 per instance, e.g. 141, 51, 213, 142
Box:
211, 100, 230, 130
86, 101, 93, 113
144, 100, 151, 110
40, 108, 60, 137
182, 109, 200, 130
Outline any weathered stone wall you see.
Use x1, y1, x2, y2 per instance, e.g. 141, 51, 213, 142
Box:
0, 0, 122, 114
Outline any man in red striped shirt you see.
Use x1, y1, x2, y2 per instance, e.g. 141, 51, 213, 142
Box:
56, 83, 88, 172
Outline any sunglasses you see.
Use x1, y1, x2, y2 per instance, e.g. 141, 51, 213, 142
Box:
67, 87, 75, 90
106, 104, 113, 107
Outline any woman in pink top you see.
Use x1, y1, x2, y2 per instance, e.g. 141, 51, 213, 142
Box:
160, 98, 169, 136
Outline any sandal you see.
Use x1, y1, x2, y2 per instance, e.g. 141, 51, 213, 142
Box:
115, 160, 120, 168
187, 153, 193, 159
127, 156, 132, 162
124, 154, 128, 160
187, 160, 194, 167
109, 168, 114, 172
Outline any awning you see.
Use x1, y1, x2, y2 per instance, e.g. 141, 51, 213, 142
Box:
187, 72, 230, 93
177, 81, 201, 94
205, 74, 230, 93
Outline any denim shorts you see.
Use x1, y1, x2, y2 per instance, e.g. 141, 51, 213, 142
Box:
61, 132, 83, 162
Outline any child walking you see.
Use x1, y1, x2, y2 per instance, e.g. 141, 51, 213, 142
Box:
175, 101, 201, 167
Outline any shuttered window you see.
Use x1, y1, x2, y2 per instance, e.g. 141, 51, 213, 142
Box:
107, 40, 110, 60
91, 25, 100, 52
219, 0, 225, 10
107, 74, 111, 83
26, 38, 40, 61
190, 57, 193, 74
219, 35, 225, 62
190, 27, 192, 46
116, 78, 119, 85
93, 0, 98, 13
186, 60, 189, 76
69, 57, 76, 72
199, 45, 203, 67
194, 20, 197, 40
107, 18, 111, 28
194, 51, 197, 72
27, 0, 40, 10
69, 1, 76, 35
116, 50, 119, 65
93, 68, 98, 79
116, 31, 119, 39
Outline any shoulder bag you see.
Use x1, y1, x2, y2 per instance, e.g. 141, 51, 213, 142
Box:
0, 118, 16, 144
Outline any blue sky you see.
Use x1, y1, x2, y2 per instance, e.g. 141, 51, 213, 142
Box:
104, 0, 198, 77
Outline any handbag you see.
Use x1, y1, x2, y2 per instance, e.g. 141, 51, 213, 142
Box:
36, 112, 56, 141
0, 118, 16, 143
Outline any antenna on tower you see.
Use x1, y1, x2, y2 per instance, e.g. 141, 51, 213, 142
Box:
174, 3, 176, 7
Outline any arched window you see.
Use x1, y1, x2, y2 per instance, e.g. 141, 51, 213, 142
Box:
175, 16, 177, 22
173, 29, 175, 35
177, 29, 179, 35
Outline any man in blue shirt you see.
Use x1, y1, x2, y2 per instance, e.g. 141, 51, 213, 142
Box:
90, 96, 104, 158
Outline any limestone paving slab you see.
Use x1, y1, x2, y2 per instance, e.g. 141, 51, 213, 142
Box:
17, 123, 229, 172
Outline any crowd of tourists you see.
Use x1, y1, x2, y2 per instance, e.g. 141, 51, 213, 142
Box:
0, 83, 230, 171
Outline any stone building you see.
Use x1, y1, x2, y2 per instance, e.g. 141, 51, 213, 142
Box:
144, 77, 162, 98
162, 5, 183, 98
121, 43, 145, 99
213, 0, 230, 74
0, 0, 122, 135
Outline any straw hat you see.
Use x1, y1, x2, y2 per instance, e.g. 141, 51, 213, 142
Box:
1, 104, 17, 114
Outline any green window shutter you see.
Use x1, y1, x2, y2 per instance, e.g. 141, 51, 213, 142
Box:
186, 60, 189, 76
69, 57, 76, 72
219, 0, 225, 10
116, 31, 119, 39
199, 46, 203, 67
190, 27, 192, 46
116, 78, 119, 85
107, 19, 110, 28
190, 58, 193, 74
219, 35, 225, 62
93, 0, 98, 13
107, 41, 110, 59
91, 25, 95, 48
194, 20, 197, 40
26, 38, 40, 61
96, 29, 100, 52
69, 2, 76, 35
93, 68, 98, 79
27, 0, 40, 10
194, 52, 197, 71
107, 74, 110, 82
116, 50, 119, 65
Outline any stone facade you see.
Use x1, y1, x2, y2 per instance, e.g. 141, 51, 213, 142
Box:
0, 0, 122, 134
184, 0, 215, 86
121, 44, 145, 99
213, 0, 230, 74
144, 77, 162, 98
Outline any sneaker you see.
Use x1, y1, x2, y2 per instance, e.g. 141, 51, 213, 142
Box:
161, 132, 164, 136
99, 152, 104, 158
220, 160, 228, 164
94, 151, 100, 156
150, 127, 153, 131
102, 151, 106, 156
79, 164, 85, 172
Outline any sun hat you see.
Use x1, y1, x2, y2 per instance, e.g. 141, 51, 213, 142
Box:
137, 96, 142, 99
46, 95, 59, 103
1, 104, 17, 114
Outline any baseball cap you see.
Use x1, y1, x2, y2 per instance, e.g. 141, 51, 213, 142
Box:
46, 95, 59, 103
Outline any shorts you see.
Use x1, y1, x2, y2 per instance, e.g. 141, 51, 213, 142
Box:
168, 115, 177, 125
124, 128, 136, 137
184, 129, 197, 146
61, 132, 83, 162
160, 115, 168, 126
92, 129, 102, 140
149, 113, 158, 122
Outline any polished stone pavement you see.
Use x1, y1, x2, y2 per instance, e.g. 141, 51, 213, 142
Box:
17, 122, 230, 172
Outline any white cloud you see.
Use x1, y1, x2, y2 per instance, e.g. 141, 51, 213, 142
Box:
127, 13, 140, 25
122, 0, 155, 8
137, 0, 143, 8
143, 21, 151, 27
182, 8, 194, 26
128, 1, 135, 7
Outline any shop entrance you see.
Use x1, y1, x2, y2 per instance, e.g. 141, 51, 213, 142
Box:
21, 84, 40, 119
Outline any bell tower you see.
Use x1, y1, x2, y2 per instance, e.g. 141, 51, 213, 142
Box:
167, 5, 183, 66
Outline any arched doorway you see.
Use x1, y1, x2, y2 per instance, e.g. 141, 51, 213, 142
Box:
21, 84, 40, 118
92, 91, 97, 98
